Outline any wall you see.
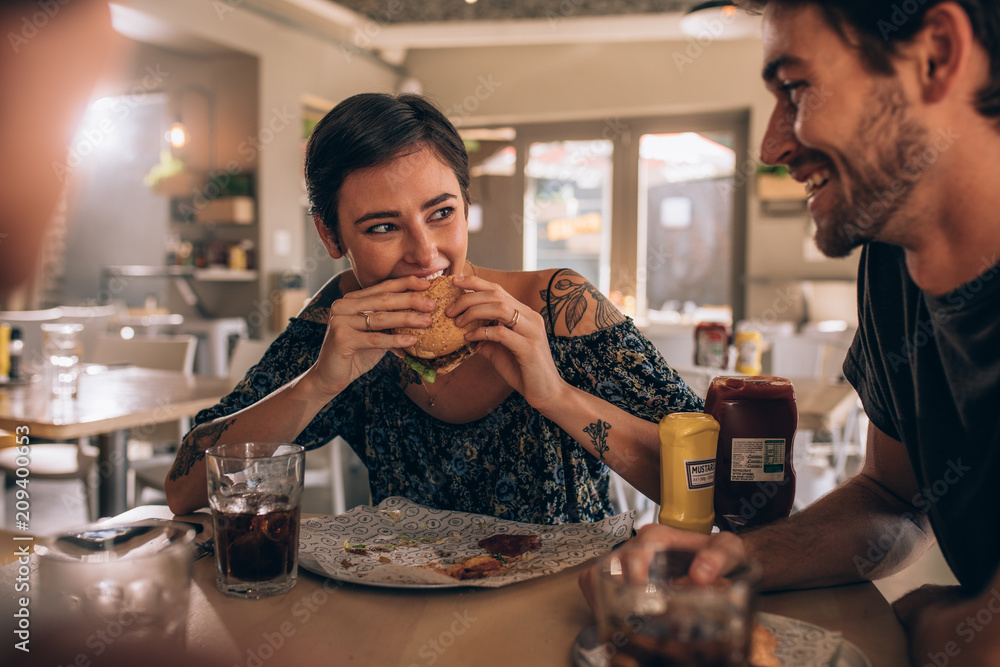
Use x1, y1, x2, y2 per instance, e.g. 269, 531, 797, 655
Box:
62, 92, 170, 306
118, 0, 399, 334
406, 38, 860, 323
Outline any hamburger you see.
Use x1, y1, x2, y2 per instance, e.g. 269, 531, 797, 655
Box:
392, 275, 485, 383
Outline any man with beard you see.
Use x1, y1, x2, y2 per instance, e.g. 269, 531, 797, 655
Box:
582, 1, 1000, 663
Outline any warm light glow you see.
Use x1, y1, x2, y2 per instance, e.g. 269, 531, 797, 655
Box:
721, 4, 739, 18
465, 0, 477, 4
167, 122, 187, 149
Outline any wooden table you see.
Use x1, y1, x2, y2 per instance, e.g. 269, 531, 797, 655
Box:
0, 366, 232, 517
0, 505, 910, 667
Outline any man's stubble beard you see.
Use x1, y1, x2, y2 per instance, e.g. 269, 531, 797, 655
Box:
814, 78, 931, 258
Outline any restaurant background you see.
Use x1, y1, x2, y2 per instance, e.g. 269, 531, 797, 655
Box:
4, 0, 863, 534
7, 0, 859, 335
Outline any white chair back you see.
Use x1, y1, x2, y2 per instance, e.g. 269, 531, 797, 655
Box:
89, 333, 197, 374
769, 336, 826, 378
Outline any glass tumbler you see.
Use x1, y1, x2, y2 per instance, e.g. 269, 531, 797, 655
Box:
594, 545, 759, 667
206, 442, 305, 599
41, 322, 84, 398
36, 521, 195, 659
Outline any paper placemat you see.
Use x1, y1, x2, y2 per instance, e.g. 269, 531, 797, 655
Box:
299, 496, 636, 588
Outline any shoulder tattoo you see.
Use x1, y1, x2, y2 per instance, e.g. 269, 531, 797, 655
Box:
540, 272, 626, 334
168, 415, 237, 480
583, 419, 612, 461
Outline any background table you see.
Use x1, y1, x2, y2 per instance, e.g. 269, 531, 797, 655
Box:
0, 367, 231, 516
0, 505, 909, 667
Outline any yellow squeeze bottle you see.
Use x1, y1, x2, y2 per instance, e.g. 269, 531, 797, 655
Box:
0, 323, 10, 381
658, 412, 720, 534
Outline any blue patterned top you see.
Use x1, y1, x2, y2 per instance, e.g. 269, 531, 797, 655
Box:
191, 275, 702, 524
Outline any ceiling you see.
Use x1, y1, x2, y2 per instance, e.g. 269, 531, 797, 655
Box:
112, 1, 756, 65
237, 0, 750, 58
328, 0, 702, 24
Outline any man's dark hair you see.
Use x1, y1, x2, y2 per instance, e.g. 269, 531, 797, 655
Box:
305, 93, 471, 239
738, 1, 1000, 120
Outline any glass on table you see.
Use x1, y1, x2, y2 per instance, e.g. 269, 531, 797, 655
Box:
35, 521, 195, 657
40, 322, 84, 398
206, 442, 305, 599
593, 545, 759, 667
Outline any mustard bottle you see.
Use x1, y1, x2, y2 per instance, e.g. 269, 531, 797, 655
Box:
0, 323, 10, 382
658, 412, 720, 534
734, 330, 763, 375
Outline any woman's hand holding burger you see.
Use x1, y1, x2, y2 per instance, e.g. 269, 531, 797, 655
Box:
450, 274, 569, 413
307, 275, 437, 397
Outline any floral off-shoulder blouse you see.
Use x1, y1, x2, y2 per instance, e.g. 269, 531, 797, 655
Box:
190, 273, 703, 524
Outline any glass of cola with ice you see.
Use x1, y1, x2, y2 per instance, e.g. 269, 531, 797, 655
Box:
206, 442, 305, 599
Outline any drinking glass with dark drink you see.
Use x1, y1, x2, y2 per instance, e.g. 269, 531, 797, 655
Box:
206, 442, 305, 599
593, 546, 759, 667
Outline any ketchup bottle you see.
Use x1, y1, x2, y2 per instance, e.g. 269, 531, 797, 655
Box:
693, 321, 731, 369
706, 376, 797, 532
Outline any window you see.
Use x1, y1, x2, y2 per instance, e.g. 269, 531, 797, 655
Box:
462, 111, 749, 322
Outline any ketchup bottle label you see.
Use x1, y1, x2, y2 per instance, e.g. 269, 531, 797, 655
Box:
685, 458, 716, 490
730, 438, 786, 482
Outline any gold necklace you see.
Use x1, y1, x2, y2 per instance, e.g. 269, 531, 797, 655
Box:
421, 380, 439, 407
421, 371, 453, 407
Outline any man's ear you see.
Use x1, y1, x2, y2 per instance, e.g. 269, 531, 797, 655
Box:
913, 3, 975, 104
313, 214, 343, 259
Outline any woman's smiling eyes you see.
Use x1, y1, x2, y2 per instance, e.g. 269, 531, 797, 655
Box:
363, 206, 456, 235
365, 221, 396, 235
429, 206, 455, 222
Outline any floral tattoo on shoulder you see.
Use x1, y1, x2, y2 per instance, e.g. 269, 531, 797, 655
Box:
540, 272, 625, 334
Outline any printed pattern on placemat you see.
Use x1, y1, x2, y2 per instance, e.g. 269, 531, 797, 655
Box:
299, 496, 637, 588
757, 612, 872, 667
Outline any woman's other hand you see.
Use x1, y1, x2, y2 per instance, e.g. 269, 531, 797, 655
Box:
307, 275, 437, 396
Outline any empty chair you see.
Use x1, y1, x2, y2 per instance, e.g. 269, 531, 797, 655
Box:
769, 335, 826, 378
90, 333, 197, 458
0, 430, 99, 525
131, 336, 265, 507
88, 333, 196, 374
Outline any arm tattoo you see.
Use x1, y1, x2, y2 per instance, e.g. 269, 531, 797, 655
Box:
540, 273, 626, 334
583, 419, 612, 461
168, 415, 237, 481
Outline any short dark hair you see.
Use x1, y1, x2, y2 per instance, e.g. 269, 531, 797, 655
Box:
738, 0, 1000, 121
304, 92, 471, 239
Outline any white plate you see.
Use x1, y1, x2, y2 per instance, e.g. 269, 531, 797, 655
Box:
572, 611, 873, 667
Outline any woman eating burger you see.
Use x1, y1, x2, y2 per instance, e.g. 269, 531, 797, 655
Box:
165, 93, 702, 523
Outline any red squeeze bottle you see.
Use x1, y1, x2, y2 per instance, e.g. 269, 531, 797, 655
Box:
693, 321, 730, 369
706, 376, 798, 532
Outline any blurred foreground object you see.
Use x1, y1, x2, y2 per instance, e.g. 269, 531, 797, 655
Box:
0, 0, 116, 295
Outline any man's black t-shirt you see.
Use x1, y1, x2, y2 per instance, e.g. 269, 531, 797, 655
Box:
844, 242, 1000, 593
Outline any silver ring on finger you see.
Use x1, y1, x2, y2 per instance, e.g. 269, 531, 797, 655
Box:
358, 311, 373, 332
505, 309, 521, 329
